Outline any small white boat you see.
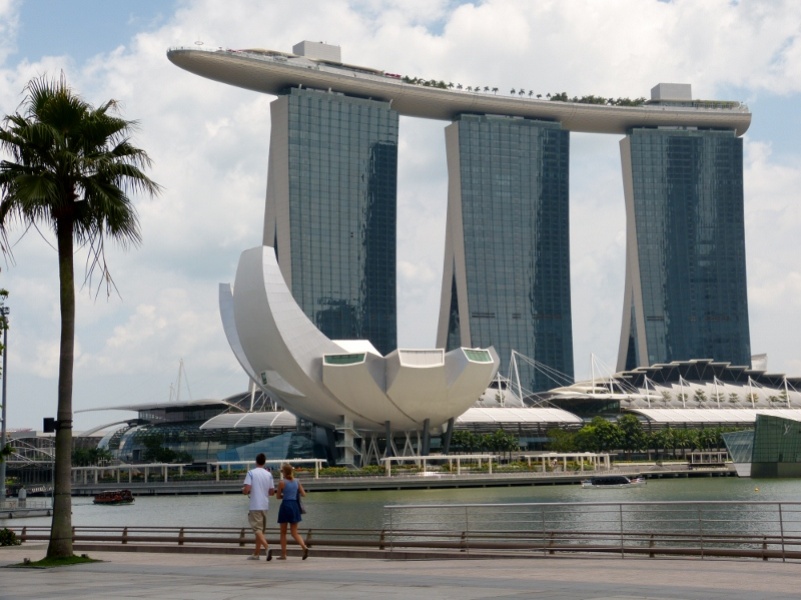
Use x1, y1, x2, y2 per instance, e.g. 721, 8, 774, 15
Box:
581, 475, 646, 488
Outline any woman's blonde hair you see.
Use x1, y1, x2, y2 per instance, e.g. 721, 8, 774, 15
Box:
281, 463, 294, 479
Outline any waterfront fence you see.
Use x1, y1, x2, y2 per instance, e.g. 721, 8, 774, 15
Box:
384, 500, 801, 561
6, 501, 801, 561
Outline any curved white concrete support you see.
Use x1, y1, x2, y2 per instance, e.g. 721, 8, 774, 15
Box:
232, 246, 382, 428
219, 283, 261, 386
225, 246, 500, 432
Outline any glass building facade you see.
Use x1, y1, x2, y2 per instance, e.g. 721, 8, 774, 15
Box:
618, 128, 750, 370
723, 415, 801, 478
437, 115, 573, 392
265, 88, 399, 355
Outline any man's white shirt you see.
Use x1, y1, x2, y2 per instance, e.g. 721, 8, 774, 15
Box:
244, 467, 275, 511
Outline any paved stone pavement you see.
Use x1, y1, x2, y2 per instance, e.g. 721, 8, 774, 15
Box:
1, 544, 799, 600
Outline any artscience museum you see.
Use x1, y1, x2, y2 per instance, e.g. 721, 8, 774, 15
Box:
220, 245, 500, 465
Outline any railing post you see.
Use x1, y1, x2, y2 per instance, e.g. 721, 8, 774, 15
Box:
389, 509, 394, 553
239, 527, 246, 547
122, 526, 128, 544
619, 504, 625, 558
464, 505, 470, 554
778, 503, 786, 562
696, 505, 704, 559
379, 529, 385, 550
178, 527, 185, 546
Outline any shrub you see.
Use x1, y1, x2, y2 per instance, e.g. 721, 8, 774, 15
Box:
0, 527, 21, 546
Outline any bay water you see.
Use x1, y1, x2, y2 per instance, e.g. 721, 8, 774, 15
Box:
6, 476, 799, 531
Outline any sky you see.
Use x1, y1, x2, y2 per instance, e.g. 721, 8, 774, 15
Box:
0, 0, 800, 432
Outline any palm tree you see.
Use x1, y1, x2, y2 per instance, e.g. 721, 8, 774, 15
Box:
0, 74, 160, 558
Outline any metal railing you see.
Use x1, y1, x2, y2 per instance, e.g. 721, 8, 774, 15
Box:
7, 501, 801, 561
384, 501, 801, 561
0, 499, 52, 512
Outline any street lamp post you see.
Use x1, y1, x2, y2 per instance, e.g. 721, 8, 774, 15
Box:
0, 306, 8, 502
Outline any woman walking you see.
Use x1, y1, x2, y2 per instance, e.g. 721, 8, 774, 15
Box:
272, 463, 309, 560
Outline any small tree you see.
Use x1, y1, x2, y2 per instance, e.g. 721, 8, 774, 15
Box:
545, 428, 576, 452
618, 414, 647, 458
693, 389, 707, 408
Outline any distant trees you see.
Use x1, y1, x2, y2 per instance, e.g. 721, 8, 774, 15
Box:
544, 419, 742, 461
618, 414, 648, 457
72, 447, 114, 466
394, 74, 648, 107
449, 413, 745, 463
449, 429, 519, 456
141, 434, 193, 464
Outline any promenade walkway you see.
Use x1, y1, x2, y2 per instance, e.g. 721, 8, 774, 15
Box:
1, 543, 798, 599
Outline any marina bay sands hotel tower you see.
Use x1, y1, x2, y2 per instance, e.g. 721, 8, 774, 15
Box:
168, 42, 752, 392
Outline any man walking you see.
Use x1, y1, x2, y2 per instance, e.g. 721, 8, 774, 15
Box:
242, 453, 275, 560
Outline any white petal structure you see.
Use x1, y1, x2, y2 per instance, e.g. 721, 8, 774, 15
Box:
221, 246, 499, 432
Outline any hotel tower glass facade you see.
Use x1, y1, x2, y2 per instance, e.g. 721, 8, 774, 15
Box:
437, 115, 573, 392
617, 127, 750, 371
263, 88, 399, 355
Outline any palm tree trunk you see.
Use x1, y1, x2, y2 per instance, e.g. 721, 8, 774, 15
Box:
47, 218, 75, 558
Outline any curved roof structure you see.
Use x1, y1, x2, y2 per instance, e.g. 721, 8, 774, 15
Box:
221, 246, 499, 432
456, 407, 582, 425
200, 411, 297, 430
167, 46, 751, 136
628, 408, 801, 425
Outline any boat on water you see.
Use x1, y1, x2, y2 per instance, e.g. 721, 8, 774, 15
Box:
93, 490, 135, 505
581, 475, 646, 488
